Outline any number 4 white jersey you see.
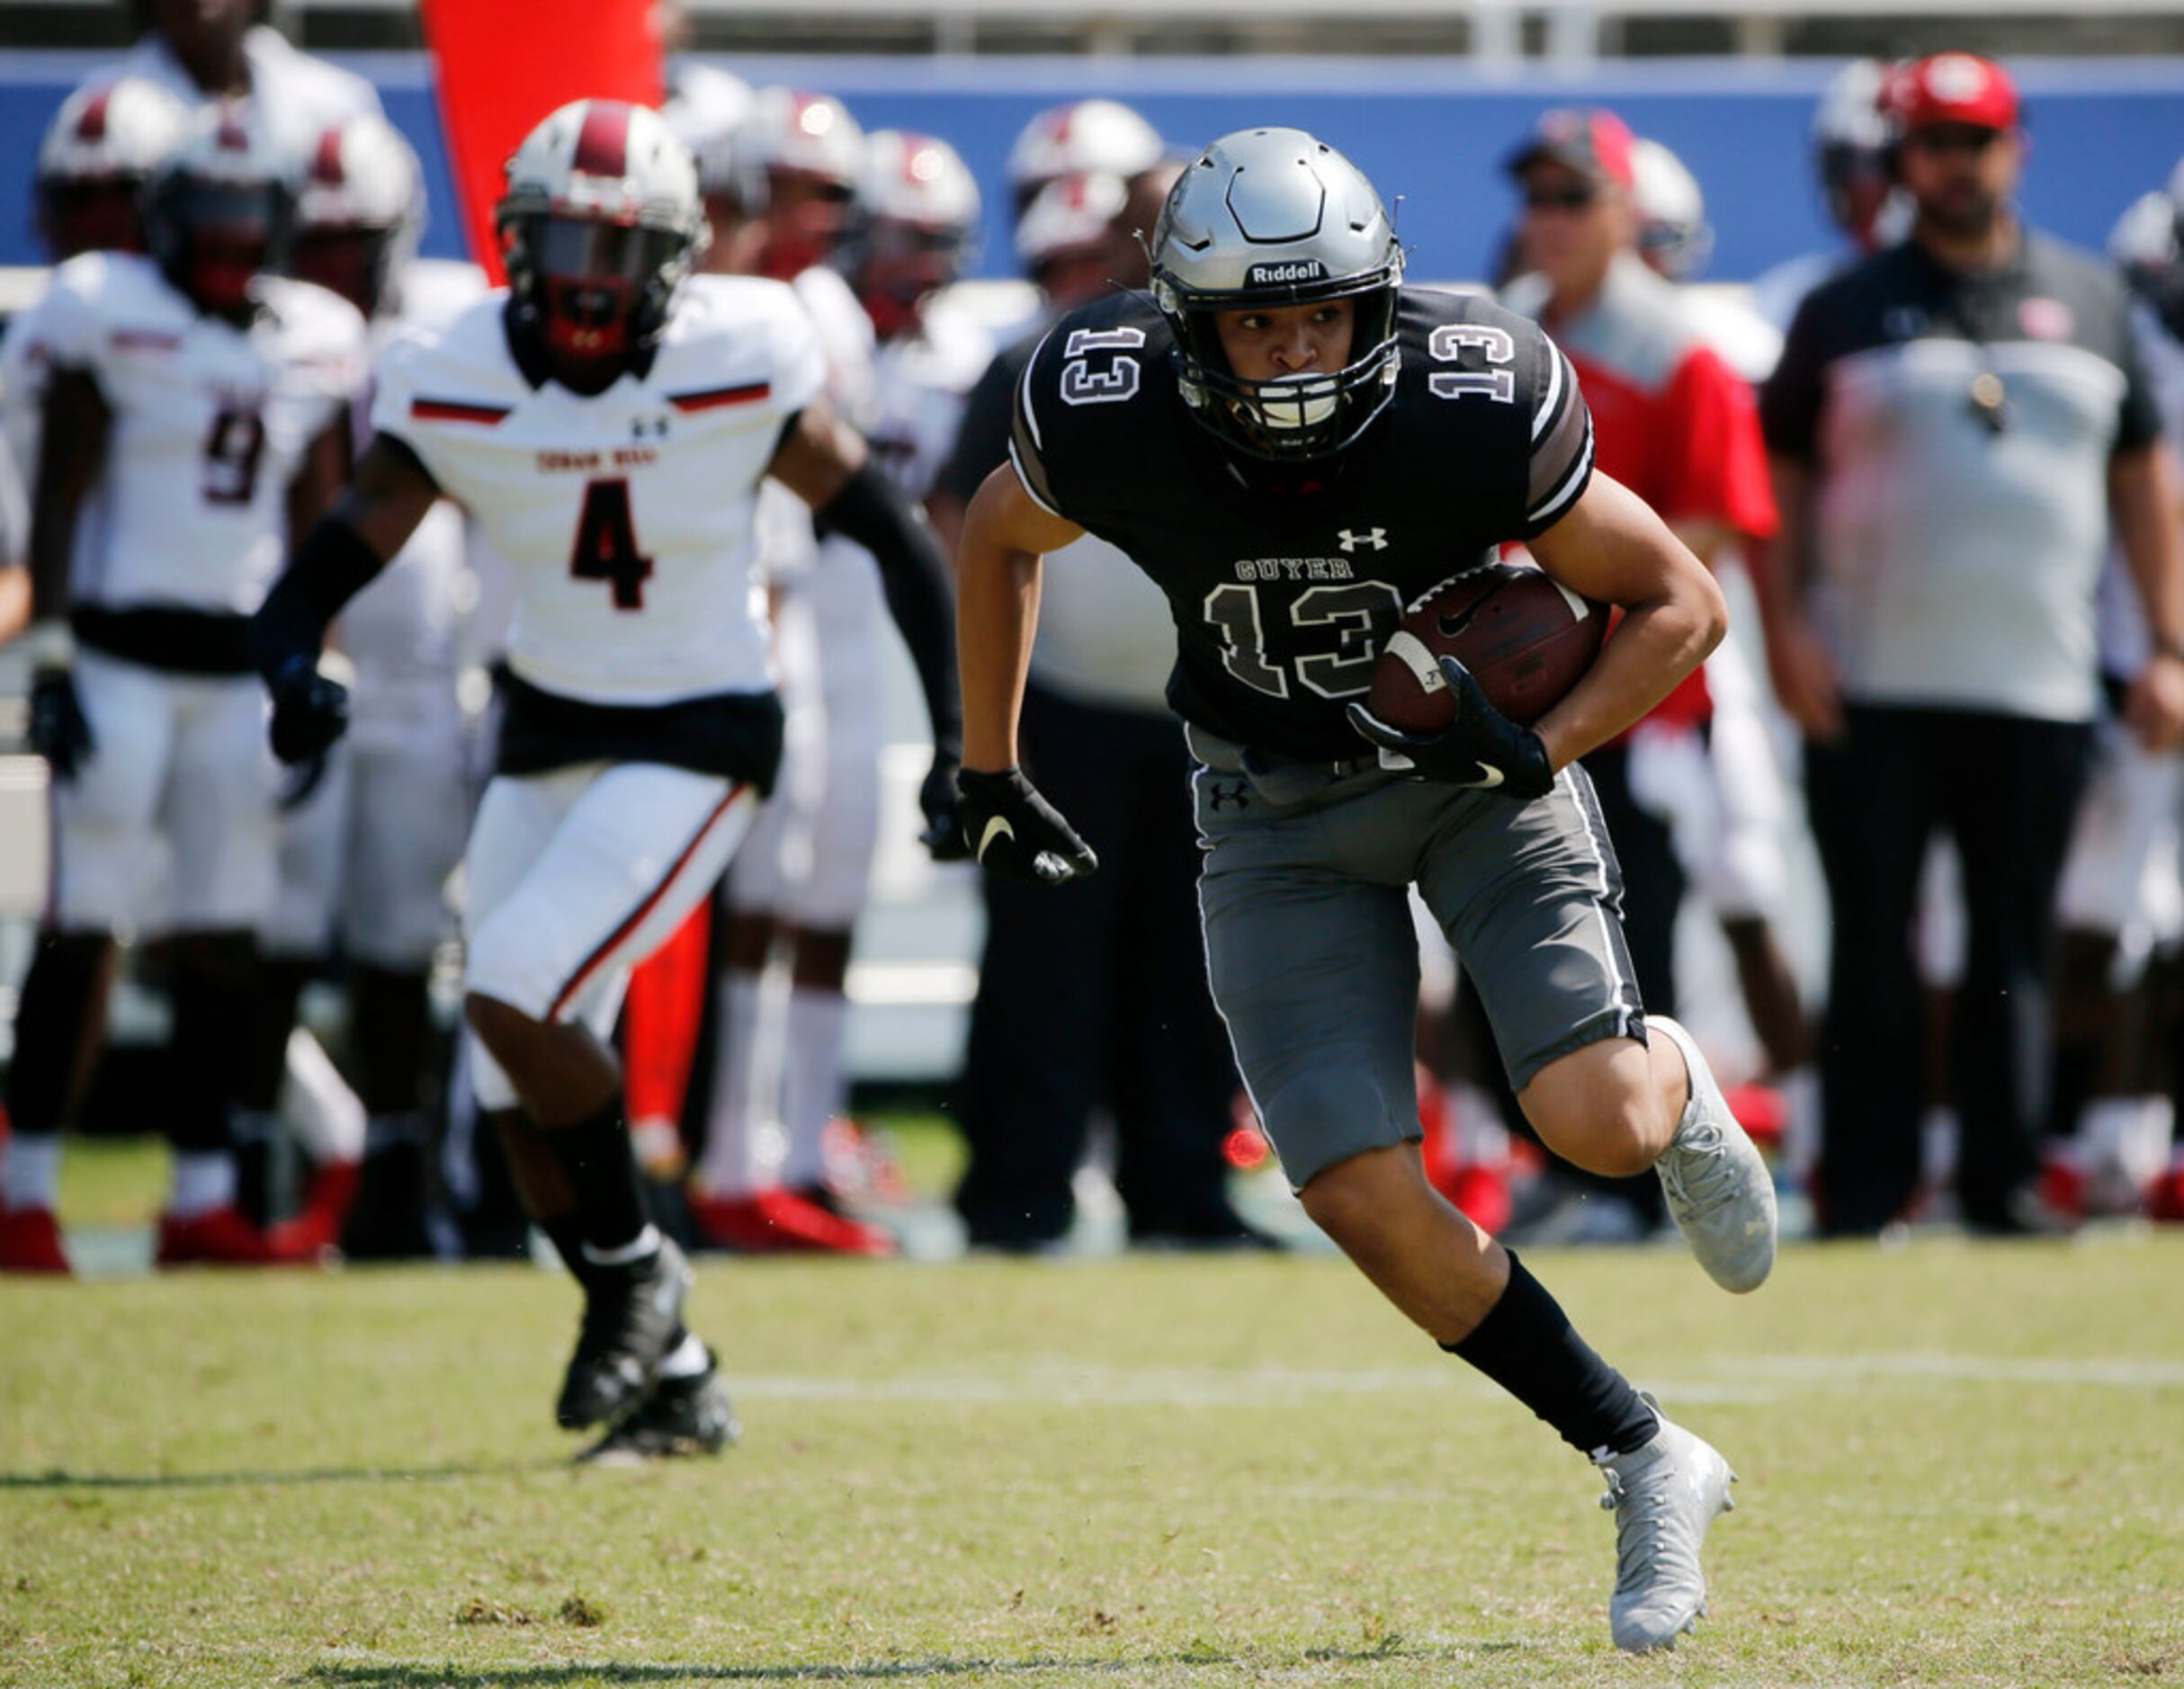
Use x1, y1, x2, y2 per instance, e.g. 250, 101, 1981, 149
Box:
370, 274, 824, 706
6, 251, 365, 613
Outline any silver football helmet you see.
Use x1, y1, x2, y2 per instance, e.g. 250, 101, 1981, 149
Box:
1149, 128, 1403, 461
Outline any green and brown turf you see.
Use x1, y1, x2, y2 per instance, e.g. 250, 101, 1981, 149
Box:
4, 1142, 2181, 1687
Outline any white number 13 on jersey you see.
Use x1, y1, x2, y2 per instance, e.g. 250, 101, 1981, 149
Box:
1059, 326, 1146, 407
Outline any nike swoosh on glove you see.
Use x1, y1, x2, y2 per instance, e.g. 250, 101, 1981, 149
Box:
266, 654, 351, 765
956, 766, 1099, 884
1346, 656, 1555, 800
918, 751, 972, 862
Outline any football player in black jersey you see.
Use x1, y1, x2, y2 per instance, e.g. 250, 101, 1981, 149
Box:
952, 128, 1776, 1653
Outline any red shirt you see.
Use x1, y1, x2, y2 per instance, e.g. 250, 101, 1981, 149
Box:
1548, 256, 1777, 730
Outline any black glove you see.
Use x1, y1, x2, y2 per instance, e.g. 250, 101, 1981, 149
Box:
956, 766, 1098, 884
1347, 656, 1555, 800
266, 654, 350, 765
918, 751, 972, 862
28, 668, 94, 782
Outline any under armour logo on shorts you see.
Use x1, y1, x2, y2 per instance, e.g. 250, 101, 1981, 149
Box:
1206, 780, 1251, 812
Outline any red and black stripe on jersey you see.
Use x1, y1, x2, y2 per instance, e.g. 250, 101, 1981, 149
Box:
1007, 289, 1594, 764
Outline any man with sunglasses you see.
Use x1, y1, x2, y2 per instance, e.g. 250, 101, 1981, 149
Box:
1758, 53, 2184, 1237
1498, 110, 1786, 1245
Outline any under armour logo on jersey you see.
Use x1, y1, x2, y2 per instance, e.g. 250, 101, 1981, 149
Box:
1206, 780, 1250, 812
1338, 528, 1388, 553
631, 414, 669, 440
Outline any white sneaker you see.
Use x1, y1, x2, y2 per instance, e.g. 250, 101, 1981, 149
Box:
1594, 1394, 1737, 1653
1649, 1016, 1777, 1293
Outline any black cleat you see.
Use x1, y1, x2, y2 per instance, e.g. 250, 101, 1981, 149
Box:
574, 1348, 741, 1465
555, 1237, 692, 1430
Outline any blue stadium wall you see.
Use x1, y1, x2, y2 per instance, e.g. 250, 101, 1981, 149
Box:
2, 51, 2180, 284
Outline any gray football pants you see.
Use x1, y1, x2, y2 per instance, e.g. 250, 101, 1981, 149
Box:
1187, 726, 1646, 1190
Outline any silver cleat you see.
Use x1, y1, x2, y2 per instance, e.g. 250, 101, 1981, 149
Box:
1650, 1014, 1777, 1293
1595, 1394, 1738, 1653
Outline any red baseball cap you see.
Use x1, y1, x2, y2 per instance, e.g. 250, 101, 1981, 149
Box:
1888, 53, 2020, 134
1505, 108, 1636, 193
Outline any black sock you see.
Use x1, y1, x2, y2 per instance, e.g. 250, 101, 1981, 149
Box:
537, 1212, 594, 1287
1442, 1251, 1658, 1457
543, 1098, 652, 1260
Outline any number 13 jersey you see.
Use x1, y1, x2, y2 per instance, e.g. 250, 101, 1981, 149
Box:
1009, 287, 1593, 762
370, 274, 824, 706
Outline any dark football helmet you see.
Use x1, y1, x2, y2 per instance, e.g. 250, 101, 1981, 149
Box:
144, 101, 296, 318
1149, 128, 1404, 462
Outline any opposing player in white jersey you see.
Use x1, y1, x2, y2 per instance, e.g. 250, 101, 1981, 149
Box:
687, 128, 994, 1252
0, 103, 366, 1272
1750, 59, 1906, 336
250, 100, 964, 1457
854, 132, 995, 498
2045, 181, 2184, 1219
243, 113, 487, 1259
0, 76, 191, 1275
94, 0, 382, 158
682, 88, 904, 1255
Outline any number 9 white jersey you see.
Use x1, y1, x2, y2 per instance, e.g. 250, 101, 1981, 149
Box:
369, 274, 824, 706
3, 250, 366, 613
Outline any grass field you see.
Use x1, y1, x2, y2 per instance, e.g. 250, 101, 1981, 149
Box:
5, 1214, 2184, 1689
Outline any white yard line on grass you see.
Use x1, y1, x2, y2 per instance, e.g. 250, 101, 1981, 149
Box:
723, 1352, 2184, 1408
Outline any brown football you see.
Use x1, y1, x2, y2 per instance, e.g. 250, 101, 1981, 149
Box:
1366, 566, 1607, 733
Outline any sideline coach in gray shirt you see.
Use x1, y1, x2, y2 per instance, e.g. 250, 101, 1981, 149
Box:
1758, 51, 2184, 1237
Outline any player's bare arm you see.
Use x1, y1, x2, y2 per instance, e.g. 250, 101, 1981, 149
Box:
283, 415, 354, 546
2109, 440, 2184, 749
955, 460, 1083, 772
19, 365, 112, 777
1750, 456, 1844, 740
250, 433, 443, 762
25, 366, 109, 630
949, 460, 1096, 882
1524, 469, 1729, 772
767, 391, 970, 856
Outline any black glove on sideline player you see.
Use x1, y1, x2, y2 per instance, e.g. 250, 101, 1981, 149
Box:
1347, 655, 1555, 800
956, 766, 1098, 884
919, 751, 971, 862
267, 653, 351, 765
28, 668, 94, 782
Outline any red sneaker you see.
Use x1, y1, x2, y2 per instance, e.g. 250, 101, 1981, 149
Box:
2146, 1167, 2184, 1224
155, 1205, 281, 1267
0, 1205, 72, 1274
265, 1159, 361, 1262
689, 1187, 896, 1256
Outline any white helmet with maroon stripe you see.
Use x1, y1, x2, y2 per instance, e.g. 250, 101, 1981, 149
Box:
293, 113, 425, 317
497, 98, 705, 367
1006, 99, 1164, 216
737, 86, 866, 277
738, 86, 864, 192
36, 76, 191, 258
847, 130, 980, 337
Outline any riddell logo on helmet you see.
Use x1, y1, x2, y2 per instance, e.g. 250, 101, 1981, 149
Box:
1247, 259, 1328, 286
